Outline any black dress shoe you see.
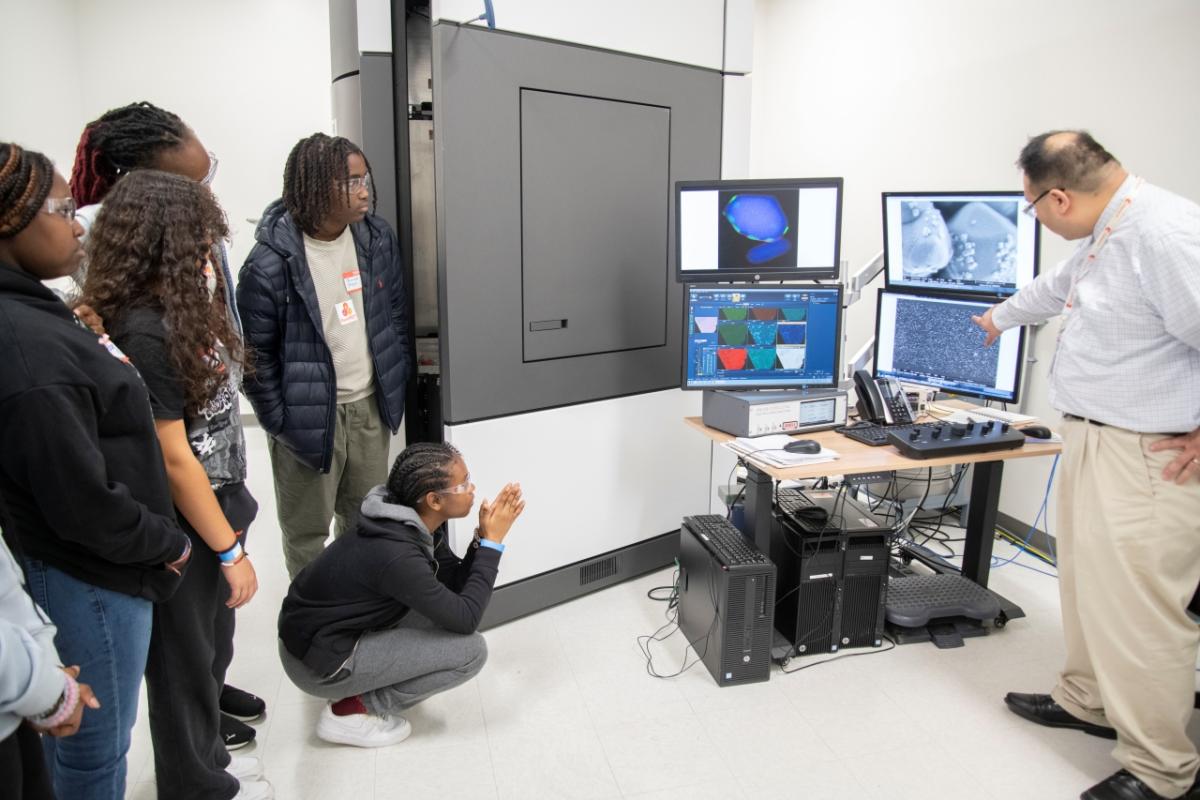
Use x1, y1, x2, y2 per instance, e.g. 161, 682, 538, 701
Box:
220, 685, 266, 722
1081, 769, 1180, 800
220, 713, 256, 751
1004, 692, 1117, 740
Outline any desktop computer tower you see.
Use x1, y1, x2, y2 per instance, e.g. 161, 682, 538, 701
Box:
772, 490, 895, 655
841, 528, 891, 648
677, 517, 776, 686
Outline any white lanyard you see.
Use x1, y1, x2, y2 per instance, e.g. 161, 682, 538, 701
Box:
1064, 176, 1144, 311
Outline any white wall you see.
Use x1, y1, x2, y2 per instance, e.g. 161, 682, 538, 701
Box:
0, 1, 84, 170
1, 0, 333, 272
751, 0, 1200, 526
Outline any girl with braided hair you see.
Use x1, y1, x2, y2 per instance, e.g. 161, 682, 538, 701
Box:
278, 443, 524, 747
69, 100, 265, 750
0, 143, 190, 800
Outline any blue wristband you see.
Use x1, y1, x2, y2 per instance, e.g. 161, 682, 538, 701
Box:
479, 539, 505, 553
217, 541, 244, 564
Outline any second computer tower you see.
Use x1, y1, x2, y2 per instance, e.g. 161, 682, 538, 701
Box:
772, 490, 894, 655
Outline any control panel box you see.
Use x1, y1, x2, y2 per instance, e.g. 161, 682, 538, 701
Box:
702, 389, 848, 438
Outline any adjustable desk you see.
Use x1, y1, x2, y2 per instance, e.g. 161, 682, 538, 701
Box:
684, 416, 1062, 596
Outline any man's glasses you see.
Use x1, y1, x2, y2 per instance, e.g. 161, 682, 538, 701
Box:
201, 151, 219, 186
339, 173, 372, 193
44, 197, 76, 222
1022, 187, 1060, 217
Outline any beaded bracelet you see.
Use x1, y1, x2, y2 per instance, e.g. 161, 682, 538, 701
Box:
31, 674, 79, 730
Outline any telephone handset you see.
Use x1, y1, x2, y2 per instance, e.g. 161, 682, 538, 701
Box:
852, 369, 914, 425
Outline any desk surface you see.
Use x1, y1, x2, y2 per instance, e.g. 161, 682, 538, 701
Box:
684, 416, 1062, 481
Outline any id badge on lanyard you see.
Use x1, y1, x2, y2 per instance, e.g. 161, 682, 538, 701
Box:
1052, 177, 1143, 372
1062, 177, 1143, 314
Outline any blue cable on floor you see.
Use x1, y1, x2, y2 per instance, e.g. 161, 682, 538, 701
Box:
991, 454, 1059, 576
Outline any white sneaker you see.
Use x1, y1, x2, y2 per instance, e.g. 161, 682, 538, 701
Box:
226, 755, 264, 781
315, 704, 412, 748
233, 779, 274, 799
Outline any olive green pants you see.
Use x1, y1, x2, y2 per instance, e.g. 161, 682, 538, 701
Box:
268, 395, 391, 580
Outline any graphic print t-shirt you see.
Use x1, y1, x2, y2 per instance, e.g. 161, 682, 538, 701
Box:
109, 308, 247, 488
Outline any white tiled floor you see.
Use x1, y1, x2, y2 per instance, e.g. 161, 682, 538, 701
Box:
121, 427, 1195, 799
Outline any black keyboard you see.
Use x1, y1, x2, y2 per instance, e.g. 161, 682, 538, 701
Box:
683, 515, 769, 568
835, 421, 919, 447
774, 487, 815, 516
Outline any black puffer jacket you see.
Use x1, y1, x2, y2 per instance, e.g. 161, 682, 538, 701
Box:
236, 201, 410, 472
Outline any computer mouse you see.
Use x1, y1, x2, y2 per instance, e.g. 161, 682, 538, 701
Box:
1022, 424, 1052, 439
784, 439, 822, 455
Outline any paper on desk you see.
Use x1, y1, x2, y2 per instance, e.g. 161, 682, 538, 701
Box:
724, 434, 839, 468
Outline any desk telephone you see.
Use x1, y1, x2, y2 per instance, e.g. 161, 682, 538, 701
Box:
852, 369, 914, 425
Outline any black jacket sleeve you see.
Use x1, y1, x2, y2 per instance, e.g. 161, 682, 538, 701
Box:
0, 385, 187, 566
381, 225, 412, 381
377, 541, 502, 635
235, 250, 286, 435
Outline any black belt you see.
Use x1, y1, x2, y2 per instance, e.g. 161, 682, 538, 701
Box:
1063, 413, 1187, 436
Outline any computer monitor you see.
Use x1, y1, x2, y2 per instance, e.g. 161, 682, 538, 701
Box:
682, 283, 843, 390
677, 178, 843, 282
874, 289, 1025, 403
882, 191, 1040, 297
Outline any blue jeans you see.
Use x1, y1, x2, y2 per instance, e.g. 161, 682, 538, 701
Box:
23, 559, 152, 800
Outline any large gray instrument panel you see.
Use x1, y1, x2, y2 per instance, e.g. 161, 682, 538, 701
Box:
433, 23, 722, 423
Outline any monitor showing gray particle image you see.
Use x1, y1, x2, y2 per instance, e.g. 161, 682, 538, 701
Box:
874, 289, 1025, 404
677, 177, 843, 281
882, 191, 1040, 297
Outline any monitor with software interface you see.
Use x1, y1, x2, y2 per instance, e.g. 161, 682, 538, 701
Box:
677, 178, 843, 281
882, 191, 1040, 297
874, 289, 1025, 404
682, 283, 843, 390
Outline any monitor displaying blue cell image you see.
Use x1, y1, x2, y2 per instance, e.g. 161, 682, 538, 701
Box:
683, 284, 843, 390
882, 191, 1040, 297
677, 178, 843, 281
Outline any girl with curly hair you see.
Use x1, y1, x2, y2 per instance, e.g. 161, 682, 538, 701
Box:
0, 142, 189, 800
82, 170, 272, 800
68, 99, 266, 752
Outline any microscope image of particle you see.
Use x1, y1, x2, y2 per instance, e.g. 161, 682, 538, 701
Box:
723, 194, 794, 265
899, 201, 952, 278
943, 202, 1018, 283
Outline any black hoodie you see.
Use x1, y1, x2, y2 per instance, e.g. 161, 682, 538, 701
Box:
0, 263, 187, 601
278, 486, 502, 677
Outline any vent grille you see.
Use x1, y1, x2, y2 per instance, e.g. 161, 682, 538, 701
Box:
796, 580, 837, 653
842, 575, 883, 647
579, 555, 619, 586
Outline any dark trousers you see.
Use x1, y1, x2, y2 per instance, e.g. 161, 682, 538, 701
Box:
144, 532, 237, 800
0, 724, 55, 800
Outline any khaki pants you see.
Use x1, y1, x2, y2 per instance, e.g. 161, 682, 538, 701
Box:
1051, 417, 1200, 798
268, 395, 392, 580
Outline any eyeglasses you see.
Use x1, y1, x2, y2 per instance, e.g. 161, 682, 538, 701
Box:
436, 474, 474, 495
44, 197, 77, 222
339, 173, 372, 193
201, 151, 219, 186
1022, 187, 1060, 217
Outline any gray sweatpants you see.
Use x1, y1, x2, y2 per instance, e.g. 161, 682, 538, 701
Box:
278, 613, 487, 717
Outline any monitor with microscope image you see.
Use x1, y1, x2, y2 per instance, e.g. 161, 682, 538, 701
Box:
677, 177, 843, 281
882, 191, 1040, 297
